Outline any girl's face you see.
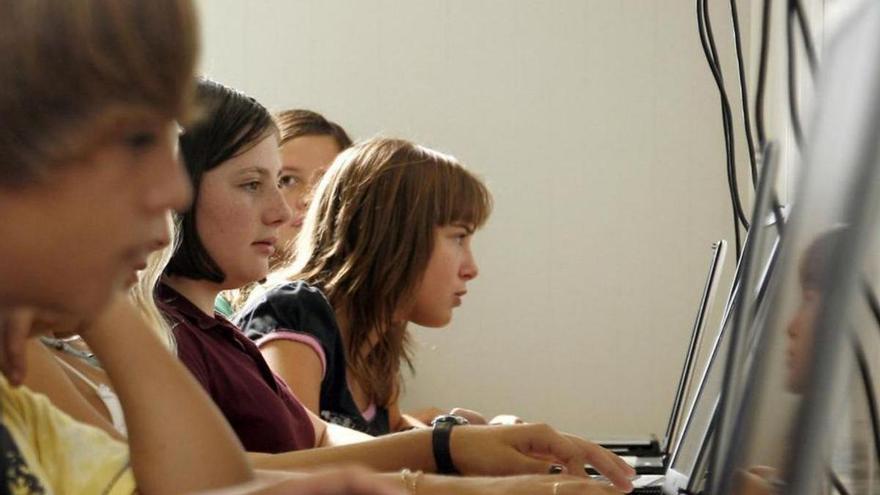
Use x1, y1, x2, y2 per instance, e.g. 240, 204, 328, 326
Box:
406, 224, 480, 327
786, 288, 821, 393
0, 111, 190, 315
277, 135, 342, 246
195, 134, 291, 289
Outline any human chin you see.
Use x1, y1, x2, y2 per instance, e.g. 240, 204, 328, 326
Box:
411, 308, 453, 328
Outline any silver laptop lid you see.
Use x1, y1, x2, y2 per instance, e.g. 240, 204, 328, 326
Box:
664, 144, 784, 495
661, 239, 727, 457
711, 2, 880, 493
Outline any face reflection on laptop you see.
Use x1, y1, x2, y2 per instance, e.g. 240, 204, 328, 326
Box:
785, 229, 841, 394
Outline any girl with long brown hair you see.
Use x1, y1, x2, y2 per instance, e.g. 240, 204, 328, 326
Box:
157, 79, 634, 493
238, 137, 492, 435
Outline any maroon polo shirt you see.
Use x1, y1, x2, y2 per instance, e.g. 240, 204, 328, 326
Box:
157, 283, 316, 453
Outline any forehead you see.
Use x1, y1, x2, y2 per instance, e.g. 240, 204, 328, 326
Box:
280, 135, 341, 169
212, 134, 282, 176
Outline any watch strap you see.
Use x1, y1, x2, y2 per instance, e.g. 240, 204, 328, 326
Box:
432, 419, 460, 475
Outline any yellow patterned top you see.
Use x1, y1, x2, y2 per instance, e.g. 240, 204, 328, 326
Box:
0, 375, 135, 494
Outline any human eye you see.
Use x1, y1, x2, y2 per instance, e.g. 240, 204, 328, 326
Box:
278, 174, 299, 189
241, 180, 262, 192
124, 130, 159, 153
451, 229, 470, 245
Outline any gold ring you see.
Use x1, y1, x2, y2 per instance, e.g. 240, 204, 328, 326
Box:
553, 481, 561, 495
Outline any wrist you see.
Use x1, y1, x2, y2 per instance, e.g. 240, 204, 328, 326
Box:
431, 415, 468, 475
399, 468, 423, 494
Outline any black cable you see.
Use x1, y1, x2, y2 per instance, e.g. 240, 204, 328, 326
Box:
792, 0, 819, 75
703, 0, 750, 231
864, 281, 880, 335
829, 468, 852, 495
852, 336, 880, 467
786, 1, 806, 149
696, 0, 749, 259
728, 0, 759, 190
754, 0, 772, 148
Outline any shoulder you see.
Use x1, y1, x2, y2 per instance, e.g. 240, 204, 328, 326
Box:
0, 376, 136, 493
237, 281, 339, 343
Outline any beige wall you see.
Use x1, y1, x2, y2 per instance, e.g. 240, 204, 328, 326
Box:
196, 0, 757, 438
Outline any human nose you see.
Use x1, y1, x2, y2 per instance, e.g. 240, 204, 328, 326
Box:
265, 185, 293, 227
145, 151, 192, 215
461, 247, 479, 281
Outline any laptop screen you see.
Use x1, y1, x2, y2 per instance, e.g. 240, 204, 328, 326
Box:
710, 3, 880, 494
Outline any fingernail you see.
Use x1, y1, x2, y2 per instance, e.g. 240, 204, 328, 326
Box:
548, 464, 564, 474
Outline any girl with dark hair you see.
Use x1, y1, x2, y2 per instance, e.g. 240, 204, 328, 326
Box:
217, 108, 353, 316
157, 78, 635, 495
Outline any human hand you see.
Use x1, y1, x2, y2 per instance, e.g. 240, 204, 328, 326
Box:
0, 308, 35, 385
488, 414, 524, 425
449, 407, 489, 425
449, 424, 635, 493
406, 407, 445, 426
0, 305, 89, 385
735, 466, 779, 495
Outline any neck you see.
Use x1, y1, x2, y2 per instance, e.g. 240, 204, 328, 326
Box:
164, 275, 222, 317
336, 311, 388, 359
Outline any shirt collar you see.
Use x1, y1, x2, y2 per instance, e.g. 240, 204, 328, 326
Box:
157, 282, 229, 331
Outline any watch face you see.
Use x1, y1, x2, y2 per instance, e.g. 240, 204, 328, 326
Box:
432, 414, 469, 426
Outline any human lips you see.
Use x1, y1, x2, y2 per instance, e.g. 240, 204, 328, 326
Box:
252, 237, 278, 256
453, 290, 467, 306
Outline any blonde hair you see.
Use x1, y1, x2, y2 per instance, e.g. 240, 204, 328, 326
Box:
0, 0, 199, 186
272, 137, 492, 407
130, 214, 178, 351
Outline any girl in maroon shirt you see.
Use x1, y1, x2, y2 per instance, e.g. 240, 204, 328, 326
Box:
158, 78, 635, 494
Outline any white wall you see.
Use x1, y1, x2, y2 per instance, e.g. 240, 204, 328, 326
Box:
196, 0, 754, 438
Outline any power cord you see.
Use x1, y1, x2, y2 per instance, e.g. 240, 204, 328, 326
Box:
696, 0, 749, 259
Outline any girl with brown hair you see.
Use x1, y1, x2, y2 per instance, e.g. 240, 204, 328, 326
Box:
155, 78, 634, 494
239, 137, 492, 436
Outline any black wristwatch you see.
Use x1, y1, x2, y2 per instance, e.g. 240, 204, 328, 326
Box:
431, 414, 469, 475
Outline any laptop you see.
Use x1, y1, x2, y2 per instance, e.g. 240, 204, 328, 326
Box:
621, 145, 785, 495
709, 3, 880, 492
595, 239, 728, 475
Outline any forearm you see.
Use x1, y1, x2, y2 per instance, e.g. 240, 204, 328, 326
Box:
323, 422, 375, 446
251, 428, 437, 473
83, 302, 252, 493
394, 413, 428, 432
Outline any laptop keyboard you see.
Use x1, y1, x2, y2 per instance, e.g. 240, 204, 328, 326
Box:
630, 486, 663, 495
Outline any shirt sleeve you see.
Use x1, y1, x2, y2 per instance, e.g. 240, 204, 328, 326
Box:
238, 282, 341, 359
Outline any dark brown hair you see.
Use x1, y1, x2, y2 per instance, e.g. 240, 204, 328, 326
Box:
275, 109, 352, 150
277, 137, 492, 407
166, 79, 277, 283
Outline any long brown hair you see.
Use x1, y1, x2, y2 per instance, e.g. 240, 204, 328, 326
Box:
275, 137, 492, 407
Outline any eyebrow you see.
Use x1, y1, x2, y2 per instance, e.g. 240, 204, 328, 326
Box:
450, 221, 475, 234
237, 166, 283, 178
